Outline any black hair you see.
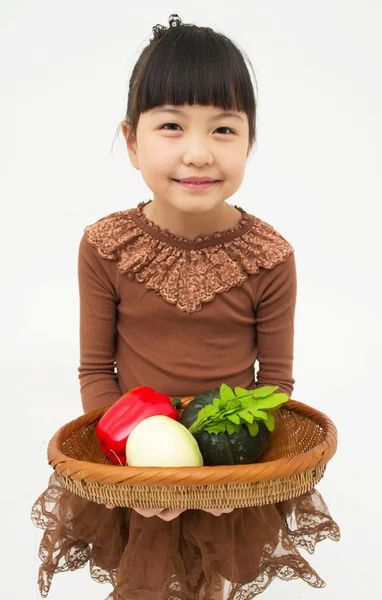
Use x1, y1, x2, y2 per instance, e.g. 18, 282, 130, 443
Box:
112, 17, 258, 154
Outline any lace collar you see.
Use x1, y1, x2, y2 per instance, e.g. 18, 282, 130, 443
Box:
85, 200, 294, 313
131, 200, 253, 246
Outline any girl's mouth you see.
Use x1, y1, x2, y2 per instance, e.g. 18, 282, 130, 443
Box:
173, 180, 219, 191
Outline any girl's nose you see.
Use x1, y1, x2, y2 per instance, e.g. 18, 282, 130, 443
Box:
182, 138, 214, 167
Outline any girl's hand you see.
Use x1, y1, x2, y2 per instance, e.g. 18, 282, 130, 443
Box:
133, 507, 186, 521
132, 507, 235, 520
105, 504, 234, 520
105, 504, 185, 519
201, 507, 235, 516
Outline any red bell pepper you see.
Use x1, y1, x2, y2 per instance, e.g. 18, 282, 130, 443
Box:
95, 386, 180, 465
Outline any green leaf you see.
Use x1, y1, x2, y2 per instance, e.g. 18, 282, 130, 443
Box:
226, 421, 238, 435
188, 383, 287, 435
241, 397, 259, 410
227, 397, 242, 408
246, 421, 260, 437
220, 399, 242, 415
193, 405, 218, 425
264, 413, 275, 432
204, 421, 227, 435
255, 393, 289, 410
247, 408, 268, 421
188, 403, 219, 432
227, 413, 241, 425
234, 386, 254, 396
219, 383, 235, 401
238, 410, 254, 423
252, 385, 279, 398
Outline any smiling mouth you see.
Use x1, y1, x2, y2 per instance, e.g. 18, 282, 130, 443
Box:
173, 179, 220, 183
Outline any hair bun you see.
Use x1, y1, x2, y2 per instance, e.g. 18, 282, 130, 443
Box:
150, 14, 183, 42
168, 14, 183, 28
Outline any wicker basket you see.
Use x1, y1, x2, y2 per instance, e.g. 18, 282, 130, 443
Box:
47, 395, 338, 509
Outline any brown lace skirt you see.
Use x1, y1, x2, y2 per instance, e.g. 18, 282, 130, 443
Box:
31, 472, 340, 599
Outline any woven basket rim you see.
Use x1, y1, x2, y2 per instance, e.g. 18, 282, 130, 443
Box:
48, 397, 338, 486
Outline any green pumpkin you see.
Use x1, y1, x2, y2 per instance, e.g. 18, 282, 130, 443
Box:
180, 387, 271, 466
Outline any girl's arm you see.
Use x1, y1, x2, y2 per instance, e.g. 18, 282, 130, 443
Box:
77, 232, 122, 413
253, 252, 297, 398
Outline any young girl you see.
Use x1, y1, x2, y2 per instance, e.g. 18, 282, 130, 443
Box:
31, 14, 340, 600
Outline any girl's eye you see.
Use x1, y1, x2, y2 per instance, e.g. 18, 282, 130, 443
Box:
159, 123, 235, 135
215, 126, 235, 135
160, 123, 181, 131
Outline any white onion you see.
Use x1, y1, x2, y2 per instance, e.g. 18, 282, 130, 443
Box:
125, 415, 203, 467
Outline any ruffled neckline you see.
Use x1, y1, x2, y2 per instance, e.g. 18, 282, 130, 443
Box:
84, 200, 295, 313
130, 200, 253, 248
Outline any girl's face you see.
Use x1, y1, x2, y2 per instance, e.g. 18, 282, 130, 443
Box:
123, 103, 250, 215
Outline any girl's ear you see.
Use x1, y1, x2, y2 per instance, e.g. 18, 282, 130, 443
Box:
122, 121, 140, 170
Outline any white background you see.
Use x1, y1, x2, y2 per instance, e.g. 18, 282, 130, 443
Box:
1, 1, 381, 598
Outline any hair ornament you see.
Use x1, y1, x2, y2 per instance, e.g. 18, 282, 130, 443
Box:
150, 14, 183, 42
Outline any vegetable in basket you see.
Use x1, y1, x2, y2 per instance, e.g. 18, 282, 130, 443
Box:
180, 383, 289, 466
125, 415, 204, 467
96, 386, 180, 465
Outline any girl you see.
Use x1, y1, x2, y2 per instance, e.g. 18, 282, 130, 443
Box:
31, 14, 340, 600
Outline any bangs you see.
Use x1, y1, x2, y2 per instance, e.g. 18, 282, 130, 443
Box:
118, 22, 257, 153
137, 27, 254, 115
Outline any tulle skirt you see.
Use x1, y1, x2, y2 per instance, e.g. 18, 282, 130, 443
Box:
31, 472, 340, 599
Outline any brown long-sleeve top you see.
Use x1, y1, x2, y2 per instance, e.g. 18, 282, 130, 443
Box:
78, 200, 297, 414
